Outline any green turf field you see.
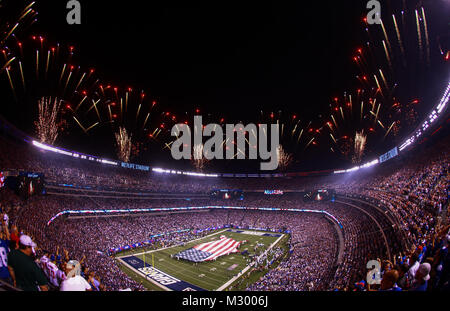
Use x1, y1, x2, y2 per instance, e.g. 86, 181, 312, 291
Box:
116, 229, 287, 291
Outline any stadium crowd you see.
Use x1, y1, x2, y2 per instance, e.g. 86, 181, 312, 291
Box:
0, 132, 448, 291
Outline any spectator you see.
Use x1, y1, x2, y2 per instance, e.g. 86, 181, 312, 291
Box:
397, 263, 409, 289
0, 130, 448, 291
40, 252, 66, 290
60, 260, 92, 291
0, 217, 11, 284
7, 235, 48, 291
410, 263, 431, 291
406, 253, 420, 282
379, 270, 402, 291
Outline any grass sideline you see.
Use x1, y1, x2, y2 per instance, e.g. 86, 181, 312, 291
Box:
115, 229, 287, 291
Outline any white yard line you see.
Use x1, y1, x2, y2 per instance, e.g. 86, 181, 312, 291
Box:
216, 233, 285, 291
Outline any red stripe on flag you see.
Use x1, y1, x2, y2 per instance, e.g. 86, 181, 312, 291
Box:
204, 238, 232, 253
206, 242, 238, 261
193, 240, 216, 251
195, 237, 227, 252
207, 238, 233, 255
206, 240, 241, 261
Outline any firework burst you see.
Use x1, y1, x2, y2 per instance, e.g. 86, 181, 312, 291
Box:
323, 1, 446, 163
2, 35, 176, 160
101, 85, 181, 160
276, 144, 293, 171
34, 96, 63, 144
1, 35, 103, 136
115, 126, 133, 163
259, 110, 319, 154
352, 130, 367, 164
0, 1, 37, 49
191, 143, 209, 171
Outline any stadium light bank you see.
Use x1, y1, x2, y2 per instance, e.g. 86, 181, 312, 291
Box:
32, 140, 119, 166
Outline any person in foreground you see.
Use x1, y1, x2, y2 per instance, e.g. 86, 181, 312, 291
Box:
7, 235, 48, 291
60, 259, 92, 291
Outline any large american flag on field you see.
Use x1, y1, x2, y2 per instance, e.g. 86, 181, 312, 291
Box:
174, 235, 242, 262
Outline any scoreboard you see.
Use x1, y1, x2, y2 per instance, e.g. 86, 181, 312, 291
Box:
210, 189, 244, 200
303, 189, 336, 202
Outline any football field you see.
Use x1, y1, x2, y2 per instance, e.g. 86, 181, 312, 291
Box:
116, 229, 287, 291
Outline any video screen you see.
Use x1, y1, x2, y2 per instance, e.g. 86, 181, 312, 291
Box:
210, 189, 244, 200
303, 189, 336, 202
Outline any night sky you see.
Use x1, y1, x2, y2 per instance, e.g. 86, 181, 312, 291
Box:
1, 0, 449, 172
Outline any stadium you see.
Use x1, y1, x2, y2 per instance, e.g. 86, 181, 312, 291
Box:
0, 0, 449, 294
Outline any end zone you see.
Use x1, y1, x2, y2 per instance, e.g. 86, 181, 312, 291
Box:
118, 256, 206, 291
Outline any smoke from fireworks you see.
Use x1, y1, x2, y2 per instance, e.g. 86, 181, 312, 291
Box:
115, 126, 132, 163
352, 131, 367, 164
34, 96, 62, 144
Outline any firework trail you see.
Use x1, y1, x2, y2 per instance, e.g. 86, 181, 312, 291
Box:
115, 126, 133, 163
0, 1, 37, 48
324, 85, 417, 161
259, 110, 318, 154
3, 34, 177, 159
392, 14, 405, 63
415, 9, 423, 61
352, 130, 367, 164
420, 7, 430, 65
323, 1, 445, 163
34, 96, 63, 144
0, 2, 184, 162
276, 144, 293, 171
0, 1, 37, 101
102, 84, 181, 159
191, 143, 209, 171
2, 36, 103, 135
